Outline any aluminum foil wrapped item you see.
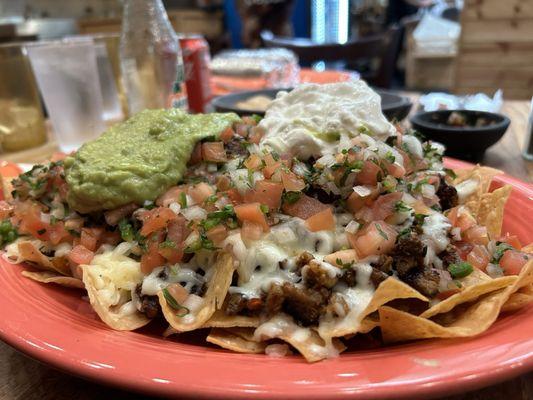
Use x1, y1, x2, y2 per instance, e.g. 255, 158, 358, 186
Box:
210, 48, 300, 94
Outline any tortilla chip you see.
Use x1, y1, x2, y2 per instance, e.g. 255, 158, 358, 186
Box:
380, 260, 533, 343
158, 252, 234, 332
453, 166, 502, 216
501, 292, 533, 313
522, 243, 533, 254
21, 270, 84, 289
477, 185, 512, 238
17, 241, 70, 275
318, 277, 429, 340
420, 276, 517, 318
1, 177, 14, 202
204, 308, 260, 328
82, 266, 150, 331
358, 316, 379, 334
207, 328, 267, 354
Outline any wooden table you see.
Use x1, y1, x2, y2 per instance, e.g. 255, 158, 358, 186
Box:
0, 98, 532, 400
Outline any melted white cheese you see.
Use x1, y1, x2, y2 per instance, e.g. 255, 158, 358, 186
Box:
456, 178, 479, 203
259, 81, 395, 159
402, 135, 424, 158
421, 213, 452, 266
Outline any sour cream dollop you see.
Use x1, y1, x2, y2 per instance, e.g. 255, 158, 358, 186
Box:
259, 81, 396, 159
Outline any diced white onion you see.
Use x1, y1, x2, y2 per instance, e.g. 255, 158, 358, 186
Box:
353, 185, 372, 197
451, 227, 462, 241
207, 163, 218, 172
181, 206, 207, 221
421, 184, 436, 198
345, 220, 360, 234
316, 154, 336, 167
169, 202, 181, 215
486, 263, 504, 278
40, 212, 51, 224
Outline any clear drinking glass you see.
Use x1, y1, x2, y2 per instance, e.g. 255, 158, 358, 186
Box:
26, 38, 105, 152
0, 43, 48, 152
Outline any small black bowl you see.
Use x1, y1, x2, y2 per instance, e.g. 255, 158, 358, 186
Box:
410, 110, 510, 162
211, 88, 413, 122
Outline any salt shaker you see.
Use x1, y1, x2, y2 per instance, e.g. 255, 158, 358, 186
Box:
523, 97, 533, 161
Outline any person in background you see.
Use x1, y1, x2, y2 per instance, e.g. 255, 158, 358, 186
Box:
236, 0, 295, 48
385, 0, 434, 25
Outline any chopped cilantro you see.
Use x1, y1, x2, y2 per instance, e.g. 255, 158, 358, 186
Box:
375, 223, 388, 240
162, 288, 189, 317
0, 220, 18, 245
204, 194, 218, 205
444, 168, 457, 180
260, 204, 269, 214
448, 262, 473, 279
491, 242, 514, 264
384, 151, 395, 164
394, 201, 410, 213
184, 233, 218, 253
251, 114, 262, 123
283, 191, 301, 205
179, 192, 188, 208
335, 258, 354, 269
118, 219, 136, 242
159, 240, 176, 249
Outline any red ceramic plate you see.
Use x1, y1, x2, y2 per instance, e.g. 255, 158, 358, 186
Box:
0, 158, 532, 399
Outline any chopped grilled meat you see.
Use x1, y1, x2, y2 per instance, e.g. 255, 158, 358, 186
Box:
225, 135, 249, 159
395, 234, 426, 257
281, 283, 329, 326
439, 245, 462, 268
403, 268, 441, 297
370, 268, 389, 286
139, 295, 160, 319
226, 293, 247, 315
306, 187, 340, 204
304, 260, 338, 289
295, 251, 314, 269
436, 179, 459, 210
340, 268, 357, 286
264, 283, 285, 316
372, 255, 393, 274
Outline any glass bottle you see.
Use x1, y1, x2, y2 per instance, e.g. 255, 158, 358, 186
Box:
119, 0, 187, 116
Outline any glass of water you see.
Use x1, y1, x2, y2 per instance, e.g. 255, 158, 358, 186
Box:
26, 38, 105, 152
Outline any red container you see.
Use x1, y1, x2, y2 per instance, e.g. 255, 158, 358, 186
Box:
179, 35, 212, 113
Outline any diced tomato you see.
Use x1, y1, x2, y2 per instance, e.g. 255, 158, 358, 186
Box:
354, 206, 374, 222
240, 220, 265, 242
348, 221, 397, 258
436, 288, 461, 300
447, 206, 476, 232
282, 194, 329, 220
0, 200, 14, 220
14, 201, 49, 241
48, 221, 72, 246
467, 245, 490, 271
306, 208, 335, 232
189, 182, 215, 205
234, 203, 269, 231
80, 227, 103, 251
243, 180, 283, 210
263, 161, 281, 179
346, 188, 377, 213
279, 153, 293, 168
166, 216, 189, 245
497, 234, 522, 250
242, 116, 259, 126
139, 207, 177, 236
324, 249, 358, 266
412, 200, 434, 216
156, 187, 184, 207
206, 225, 228, 245
166, 283, 189, 304
158, 246, 183, 264
188, 143, 203, 165
0, 161, 22, 178
100, 230, 121, 246
216, 175, 232, 192
236, 124, 249, 137
104, 203, 139, 225
219, 127, 235, 143
455, 241, 474, 260
280, 170, 306, 191
243, 154, 263, 171
398, 149, 414, 174
500, 250, 531, 276
371, 192, 403, 221
141, 235, 166, 274
248, 128, 264, 144
387, 162, 406, 178
356, 160, 382, 185
463, 226, 489, 246
224, 188, 243, 205
202, 142, 227, 163
263, 153, 277, 166
68, 245, 94, 265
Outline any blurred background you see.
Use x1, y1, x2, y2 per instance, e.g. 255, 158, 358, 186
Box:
0, 0, 532, 163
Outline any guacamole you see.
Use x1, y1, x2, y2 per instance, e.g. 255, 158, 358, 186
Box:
64, 109, 240, 213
